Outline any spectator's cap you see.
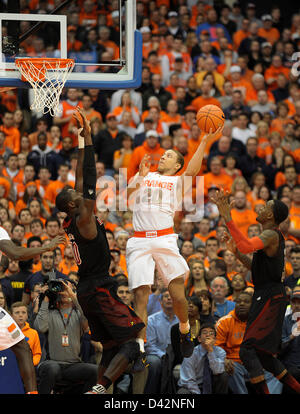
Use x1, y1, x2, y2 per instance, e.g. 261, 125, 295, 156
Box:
175, 56, 184, 62
144, 117, 153, 123
184, 105, 197, 113
106, 112, 116, 120
115, 230, 129, 239
262, 42, 272, 48
67, 25, 77, 32
201, 30, 209, 35
146, 129, 159, 138
111, 10, 119, 18
291, 291, 300, 301
140, 26, 151, 34
230, 65, 241, 73
233, 2, 241, 7
247, 2, 256, 7
168, 11, 178, 18
261, 14, 272, 21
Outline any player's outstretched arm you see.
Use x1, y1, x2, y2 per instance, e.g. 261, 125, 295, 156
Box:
0, 235, 66, 261
221, 231, 252, 270
211, 189, 275, 254
74, 108, 97, 226
73, 109, 85, 193
182, 127, 223, 179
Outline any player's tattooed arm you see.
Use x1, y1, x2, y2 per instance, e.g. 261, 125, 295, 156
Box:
235, 251, 253, 271
258, 229, 279, 252
221, 231, 252, 270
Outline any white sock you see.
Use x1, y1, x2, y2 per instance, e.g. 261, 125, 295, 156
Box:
136, 338, 145, 353
179, 321, 190, 335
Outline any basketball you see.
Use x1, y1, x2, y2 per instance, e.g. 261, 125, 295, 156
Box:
196, 105, 225, 133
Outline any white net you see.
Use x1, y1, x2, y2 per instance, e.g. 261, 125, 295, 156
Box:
15, 58, 75, 117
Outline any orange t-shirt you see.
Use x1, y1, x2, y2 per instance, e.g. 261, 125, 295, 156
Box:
112, 106, 139, 127
274, 172, 300, 189
231, 208, 258, 237
113, 150, 132, 169
59, 259, 78, 275
3, 168, 24, 185
233, 30, 250, 50
105, 222, 118, 233
292, 148, 300, 163
161, 113, 182, 126
191, 96, 221, 112
203, 172, 233, 198
98, 40, 119, 60
264, 65, 290, 90
289, 204, 300, 243
58, 100, 83, 143
245, 88, 275, 104
231, 79, 254, 99
44, 180, 75, 205
0, 125, 20, 153
0, 177, 11, 198
257, 27, 280, 45
194, 230, 217, 244
127, 142, 165, 181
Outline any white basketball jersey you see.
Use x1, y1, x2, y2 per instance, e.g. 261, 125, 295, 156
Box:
133, 172, 181, 231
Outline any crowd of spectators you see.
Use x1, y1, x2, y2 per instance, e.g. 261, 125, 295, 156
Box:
0, 0, 299, 395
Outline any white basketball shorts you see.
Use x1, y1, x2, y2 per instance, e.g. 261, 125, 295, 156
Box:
126, 233, 189, 291
0, 307, 24, 351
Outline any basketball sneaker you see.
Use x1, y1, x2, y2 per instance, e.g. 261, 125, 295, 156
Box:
131, 352, 149, 373
85, 384, 106, 394
180, 331, 194, 358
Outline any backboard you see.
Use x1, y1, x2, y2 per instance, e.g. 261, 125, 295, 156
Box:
0, 0, 142, 90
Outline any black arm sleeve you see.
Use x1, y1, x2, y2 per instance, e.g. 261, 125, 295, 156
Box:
83, 145, 96, 200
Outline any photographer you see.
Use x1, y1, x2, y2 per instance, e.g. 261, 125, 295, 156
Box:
22, 249, 68, 305
34, 280, 98, 394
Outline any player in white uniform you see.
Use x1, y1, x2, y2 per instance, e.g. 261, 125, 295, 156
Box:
0, 226, 65, 393
126, 126, 222, 368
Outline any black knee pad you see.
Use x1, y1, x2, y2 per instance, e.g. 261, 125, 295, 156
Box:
118, 340, 140, 363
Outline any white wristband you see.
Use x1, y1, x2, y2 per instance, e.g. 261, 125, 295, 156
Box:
78, 128, 84, 149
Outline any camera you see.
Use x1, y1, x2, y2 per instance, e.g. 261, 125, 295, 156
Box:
39, 274, 66, 310
47, 279, 65, 294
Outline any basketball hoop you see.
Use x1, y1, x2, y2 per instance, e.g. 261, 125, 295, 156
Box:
15, 58, 75, 117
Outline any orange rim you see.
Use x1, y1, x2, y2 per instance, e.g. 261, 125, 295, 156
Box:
15, 58, 75, 82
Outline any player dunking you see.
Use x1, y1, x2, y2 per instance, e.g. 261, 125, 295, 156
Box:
126, 126, 222, 367
55, 108, 144, 394
213, 189, 300, 394
0, 229, 65, 394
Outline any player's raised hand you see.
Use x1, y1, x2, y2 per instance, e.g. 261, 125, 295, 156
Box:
139, 154, 151, 177
73, 106, 91, 139
221, 231, 237, 254
202, 126, 223, 144
210, 189, 234, 221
